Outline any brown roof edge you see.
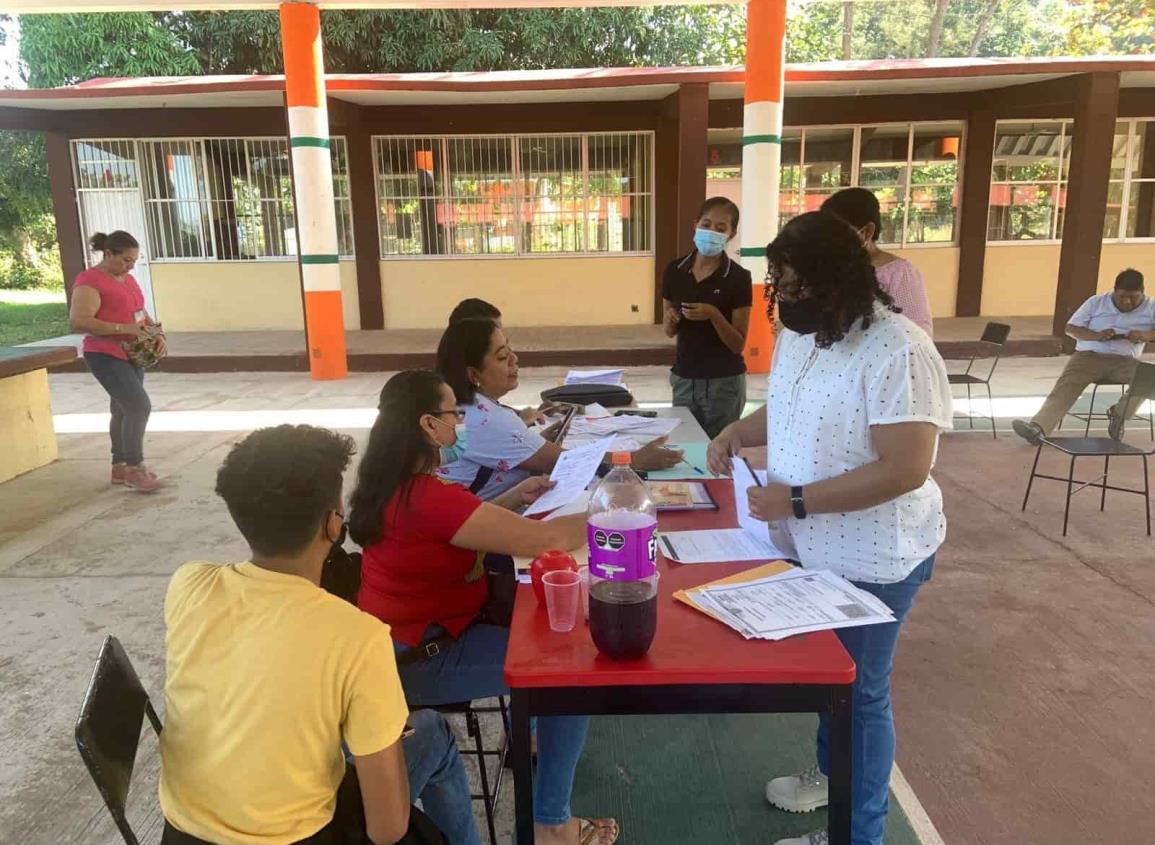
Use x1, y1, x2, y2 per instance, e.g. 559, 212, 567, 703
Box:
2, 56, 1154, 102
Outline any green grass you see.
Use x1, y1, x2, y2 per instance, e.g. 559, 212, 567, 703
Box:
0, 290, 70, 346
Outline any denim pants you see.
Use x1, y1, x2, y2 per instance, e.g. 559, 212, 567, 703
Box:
397, 623, 589, 826
670, 372, 746, 439
816, 555, 935, 845
404, 708, 482, 845
85, 352, 151, 466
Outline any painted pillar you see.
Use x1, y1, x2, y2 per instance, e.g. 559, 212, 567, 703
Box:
739, 0, 788, 374
1054, 72, 1121, 337
280, 1, 347, 380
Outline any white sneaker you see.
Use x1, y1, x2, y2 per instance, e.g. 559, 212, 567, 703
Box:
773, 831, 828, 845
766, 764, 829, 813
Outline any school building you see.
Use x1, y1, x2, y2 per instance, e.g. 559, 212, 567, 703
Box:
1, 56, 1153, 338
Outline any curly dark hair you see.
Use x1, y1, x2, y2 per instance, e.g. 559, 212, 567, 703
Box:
216, 425, 356, 557
764, 211, 897, 349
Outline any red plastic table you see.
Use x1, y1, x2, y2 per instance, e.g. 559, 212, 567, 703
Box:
504, 480, 857, 845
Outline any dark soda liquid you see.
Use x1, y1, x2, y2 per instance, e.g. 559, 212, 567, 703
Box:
589, 579, 658, 660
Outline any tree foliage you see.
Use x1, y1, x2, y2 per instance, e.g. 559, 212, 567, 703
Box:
1063, 0, 1154, 55
19, 13, 198, 89
159, 7, 748, 75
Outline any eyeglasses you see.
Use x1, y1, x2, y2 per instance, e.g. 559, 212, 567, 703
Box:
763, 269, 807, 300
428, 410, 466, 422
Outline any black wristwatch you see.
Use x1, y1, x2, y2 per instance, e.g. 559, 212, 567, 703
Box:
790, 485, 808, 520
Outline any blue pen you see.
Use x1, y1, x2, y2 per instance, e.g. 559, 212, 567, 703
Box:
682, 458, 705, 476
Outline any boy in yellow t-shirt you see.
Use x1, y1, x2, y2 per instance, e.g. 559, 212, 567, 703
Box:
159, 424, 480, 845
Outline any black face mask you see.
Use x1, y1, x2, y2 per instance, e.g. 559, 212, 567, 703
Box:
324, 518, 348, 566
778, 298, 824, 335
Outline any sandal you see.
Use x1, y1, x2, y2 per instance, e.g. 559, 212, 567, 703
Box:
577, 817, 620, 845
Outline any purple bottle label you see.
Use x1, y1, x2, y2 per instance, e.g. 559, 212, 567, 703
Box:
587, 521, 658, 581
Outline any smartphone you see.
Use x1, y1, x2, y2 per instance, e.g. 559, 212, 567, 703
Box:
615, 410, 657, 418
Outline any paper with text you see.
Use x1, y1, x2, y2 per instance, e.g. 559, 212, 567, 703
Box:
523, 437, 612, 517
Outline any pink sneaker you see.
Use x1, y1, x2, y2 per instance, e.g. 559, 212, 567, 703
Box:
110, 464, 128, 485
123, 465, 163, 493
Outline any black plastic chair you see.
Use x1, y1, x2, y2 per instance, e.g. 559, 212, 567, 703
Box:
1022, 362, 1155, 536
949, 322, 1011, 439
1061, 377, 1155, 439
75, 635, 162, 845
418, 699, 509, 845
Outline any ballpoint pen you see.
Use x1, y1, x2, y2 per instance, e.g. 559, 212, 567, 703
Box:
682, 458, 705, 475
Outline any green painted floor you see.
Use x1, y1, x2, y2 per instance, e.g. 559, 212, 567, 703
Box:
571, 714, 921, 845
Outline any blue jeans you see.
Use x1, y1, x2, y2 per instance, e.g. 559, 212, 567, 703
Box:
403, 709, 482, 845
397, 624, 589, 826
85, 352, 151, 466
816, 555, 935, 845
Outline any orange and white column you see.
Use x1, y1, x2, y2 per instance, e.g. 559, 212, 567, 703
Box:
280, 1, 347, 380
740, 0, 788, 375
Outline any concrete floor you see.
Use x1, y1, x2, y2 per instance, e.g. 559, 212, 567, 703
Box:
25, 315, 1059, 359
1, 357, 1153, 844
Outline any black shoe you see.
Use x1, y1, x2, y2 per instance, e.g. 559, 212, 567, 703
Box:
1013, 419, 1044, 445
1107, 406, 1125, 441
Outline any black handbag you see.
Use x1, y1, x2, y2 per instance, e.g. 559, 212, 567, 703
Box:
541, 383, 633, 408
321, 547, 362, 606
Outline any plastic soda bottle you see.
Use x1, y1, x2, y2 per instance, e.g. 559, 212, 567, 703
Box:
586, 452, 659, 659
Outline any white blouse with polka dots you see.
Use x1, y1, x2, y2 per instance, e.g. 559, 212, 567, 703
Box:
765, 305, 953, 584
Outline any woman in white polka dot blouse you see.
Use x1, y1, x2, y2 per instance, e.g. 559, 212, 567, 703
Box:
706, 210, 952, 845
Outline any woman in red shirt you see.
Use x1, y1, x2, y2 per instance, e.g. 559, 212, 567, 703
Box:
69, 231, 164, 492
350, 370, 619, 845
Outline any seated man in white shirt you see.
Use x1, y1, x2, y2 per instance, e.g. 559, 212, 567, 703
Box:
1014, 268, 1155, 443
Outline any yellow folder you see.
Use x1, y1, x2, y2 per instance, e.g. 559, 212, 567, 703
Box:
674, 560, 796, 625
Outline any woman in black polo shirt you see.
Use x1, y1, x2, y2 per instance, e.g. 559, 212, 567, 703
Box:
661, 197, 752, 438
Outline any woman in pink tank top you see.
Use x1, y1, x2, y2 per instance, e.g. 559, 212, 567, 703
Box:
69, 231, 164, 492
821, 188, 935, 337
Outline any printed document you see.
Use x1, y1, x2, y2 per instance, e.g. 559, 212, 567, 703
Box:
659, 528, 787, 564
523, 437, 613, 517
689, 568, 895, 640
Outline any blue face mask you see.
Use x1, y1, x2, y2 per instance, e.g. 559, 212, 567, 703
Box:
439, 423, 468, 465
693, 227, 729, 257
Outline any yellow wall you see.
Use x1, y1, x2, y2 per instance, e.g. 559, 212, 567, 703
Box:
891, 247, 959, 319
0, 369, 58, 483
380, 256, 656, 329
980, 244, 1062, 316
151, 260, 362, 331
1097, 244, 1155, 293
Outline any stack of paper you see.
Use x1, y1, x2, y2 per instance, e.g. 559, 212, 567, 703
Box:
562, 414, 682, 451
683, 567, 896, 641
564, 368, 623, 386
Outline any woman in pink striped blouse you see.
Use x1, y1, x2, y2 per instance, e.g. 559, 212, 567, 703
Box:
822, 188, 934, 337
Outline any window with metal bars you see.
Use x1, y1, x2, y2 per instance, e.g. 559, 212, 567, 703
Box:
1105, 119, 1155, 242
988, 120, 1070, 242
373, 132, 654, 258
71, 137, 354, 261
706, 122, 963, 247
